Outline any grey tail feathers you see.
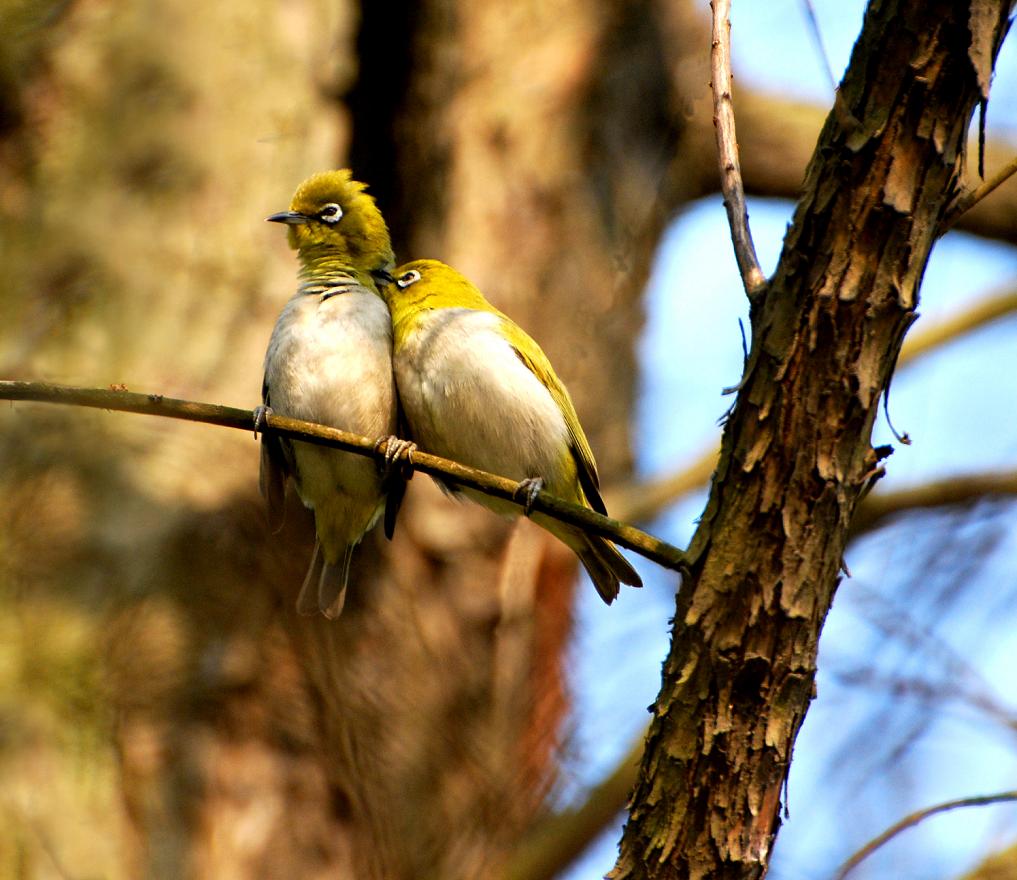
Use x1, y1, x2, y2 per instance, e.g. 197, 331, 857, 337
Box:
577, 536, 642, 605
296, 541, 354, 619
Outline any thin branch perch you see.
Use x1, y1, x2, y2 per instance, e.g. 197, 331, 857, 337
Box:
710, 0, 767, 297
0, 380, 687, 571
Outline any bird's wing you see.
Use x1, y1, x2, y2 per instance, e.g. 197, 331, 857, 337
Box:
504, 320, 608, 516
259, 377, 288, 531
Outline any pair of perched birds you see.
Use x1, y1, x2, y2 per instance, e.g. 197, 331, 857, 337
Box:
260, 170, 641, 618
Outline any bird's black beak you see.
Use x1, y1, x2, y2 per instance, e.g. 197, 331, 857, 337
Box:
266, 211, 310, 225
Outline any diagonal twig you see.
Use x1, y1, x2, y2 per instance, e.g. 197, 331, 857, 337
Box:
801, 0, 837, 93
0, 380, 688, 571
833, 791, 1017, 880
710, 0, 767, 297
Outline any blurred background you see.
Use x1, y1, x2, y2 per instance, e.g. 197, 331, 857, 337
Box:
1, 1, 1015, 878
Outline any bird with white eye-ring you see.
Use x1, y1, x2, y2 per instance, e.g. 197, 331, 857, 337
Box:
381, 258, 642, 605
258, 170, 414, 620
396, 269, 421, 288
317, 203, 343, 224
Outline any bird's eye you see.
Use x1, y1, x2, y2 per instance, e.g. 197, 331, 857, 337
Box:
396, 270, 421, 288
318, 203, 343, 224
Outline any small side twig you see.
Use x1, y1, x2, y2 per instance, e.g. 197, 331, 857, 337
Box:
942, 154, 1017, 232
801, 0, 837, 93
833, 790, 1017, 880
0, 380, 688, 572
710, 0, 767, 298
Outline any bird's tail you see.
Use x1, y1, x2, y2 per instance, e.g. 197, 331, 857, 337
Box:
532, 513, 642, 604
296, 540, 354, 619
576, 534, 642, 604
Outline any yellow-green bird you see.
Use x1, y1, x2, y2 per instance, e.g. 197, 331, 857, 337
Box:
383, 259, 642, 604
259, 170, 402, 619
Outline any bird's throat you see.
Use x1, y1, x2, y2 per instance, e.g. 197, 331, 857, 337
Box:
298, 248, 373, 292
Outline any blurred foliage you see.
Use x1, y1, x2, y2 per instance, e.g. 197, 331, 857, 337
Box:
0, 0, 349, 875
0, 593, 123, 879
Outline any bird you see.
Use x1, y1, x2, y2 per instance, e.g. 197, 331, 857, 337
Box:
382, 258, 642, 604
258, 169, 407, 619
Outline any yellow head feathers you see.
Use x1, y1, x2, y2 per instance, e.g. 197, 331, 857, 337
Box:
268, 170, 394, 273
384, 259, 494, 309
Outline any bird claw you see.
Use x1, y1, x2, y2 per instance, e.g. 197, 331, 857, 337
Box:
374, 435, 417, 480
253, 404, 274, 438
515, 477, 544, 515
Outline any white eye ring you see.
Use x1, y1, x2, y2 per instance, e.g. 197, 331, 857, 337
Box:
396, 269, 421, 288
318, 203, 343, 224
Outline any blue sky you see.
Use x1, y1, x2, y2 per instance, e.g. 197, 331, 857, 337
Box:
564, 3, 1017, 878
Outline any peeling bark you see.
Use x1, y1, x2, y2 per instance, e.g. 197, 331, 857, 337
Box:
612, 2, 1013, 878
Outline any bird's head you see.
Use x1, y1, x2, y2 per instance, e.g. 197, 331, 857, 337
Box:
267, 170, 394, 273
383, 259, 493, 313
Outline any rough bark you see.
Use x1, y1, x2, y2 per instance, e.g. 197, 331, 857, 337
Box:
736, 91, 1017, 248
612, 1, 1013, 878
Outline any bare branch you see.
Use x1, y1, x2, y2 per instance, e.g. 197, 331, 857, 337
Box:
615, 0, 1013, 870
833, 791, 1017, 880
523, 466, 1017, 876
943, 154, 1017, 232
466, 240, 1017, 880
506, 64, 1017, 880
710, 0, 767, 297
0, 380, 687, 571
850, 470, 1017, 537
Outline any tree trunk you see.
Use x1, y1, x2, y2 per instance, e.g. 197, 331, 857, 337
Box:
611, 2, 1013, 877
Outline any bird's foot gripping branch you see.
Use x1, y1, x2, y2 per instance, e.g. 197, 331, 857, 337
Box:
0, 380, 689, 574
